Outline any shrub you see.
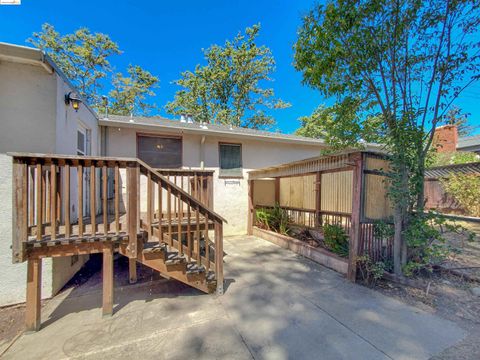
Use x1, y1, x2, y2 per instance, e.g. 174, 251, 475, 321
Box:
356, 255, 387, 286
255, 204, 291, 235
323, 223, 349, 257
403, 212, 474, 277
440, 173, 480, 217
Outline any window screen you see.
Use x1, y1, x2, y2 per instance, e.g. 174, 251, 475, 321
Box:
77, 130, 85, 155
219, 143, 242, 177
137, 135, 182, 168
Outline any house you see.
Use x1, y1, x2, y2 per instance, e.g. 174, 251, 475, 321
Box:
0, 42, 327, 307
100, 114, 327, 236
0, 42, 99, 305
458, 134, 480, 154
434, 124, 480, 154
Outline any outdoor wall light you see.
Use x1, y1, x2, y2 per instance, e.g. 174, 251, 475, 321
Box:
64, 91, 82, 111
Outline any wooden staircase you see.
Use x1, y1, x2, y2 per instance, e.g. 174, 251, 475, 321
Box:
9, 153, 225, 331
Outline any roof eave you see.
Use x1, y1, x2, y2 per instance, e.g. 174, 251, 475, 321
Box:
99, 118, 328, 146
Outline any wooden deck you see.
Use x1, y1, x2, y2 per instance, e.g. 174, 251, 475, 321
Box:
9, 153, 226, 332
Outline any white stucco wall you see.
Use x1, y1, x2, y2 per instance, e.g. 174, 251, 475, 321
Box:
105, 126, 322, 236
0, 60, 98, 305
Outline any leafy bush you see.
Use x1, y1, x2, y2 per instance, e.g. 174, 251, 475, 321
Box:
403, 212, 474, 277
356, 255, 387, 286
428, 150, 479, 167
322, 224, 349, 257
255, 204, 291, 235
440, 173, 480, 217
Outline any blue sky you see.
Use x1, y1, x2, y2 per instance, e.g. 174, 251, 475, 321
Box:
1, 0, 479, 135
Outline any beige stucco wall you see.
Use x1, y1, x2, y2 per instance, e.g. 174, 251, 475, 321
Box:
106, 126, 322, 235
0, 60, 97, 305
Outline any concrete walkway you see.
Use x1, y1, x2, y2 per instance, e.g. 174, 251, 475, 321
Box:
3, 236, 465, 360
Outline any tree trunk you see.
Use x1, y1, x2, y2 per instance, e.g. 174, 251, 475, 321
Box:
393, 205, 404, 275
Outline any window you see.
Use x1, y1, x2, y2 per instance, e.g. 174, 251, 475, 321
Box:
77, 130, 85, 155
137, 135, 182, 168
219, 143, 242, 177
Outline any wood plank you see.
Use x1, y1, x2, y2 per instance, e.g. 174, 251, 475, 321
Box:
114, 164, 119, 235
50, 163, 57, 240
28, 166, 34, 227
158, 182, 163, 242
36, 164, 42, 241
347, 154, 363, 282
215, 222, 224, 295
25, 258, 42, 332
247, 180, 254, 235
196, 207, 201, 266
315, 172, 321, 227
126, 165, 138, 258
12, 160, 28, 263
129, 258, 137, 284
102, 165, 108, 236
102, 243, 114, 316
147, 172, 153, 240
178, 196, 183, 256
204, 213, 209, 272
90, 165, 96, 235
64, 164, 71, 239
78, 164, 83, 237
167, 185, 172, 247
187, 201, 192, 260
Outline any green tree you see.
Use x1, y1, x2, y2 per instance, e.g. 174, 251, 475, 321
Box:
443, 106, 476, 137
440, 174, 480, 217
28, 23, 121, 107
296, 104, 385, 149
166, 24, 289, 129
294, 0, 480, 274
109, 64, 159, 116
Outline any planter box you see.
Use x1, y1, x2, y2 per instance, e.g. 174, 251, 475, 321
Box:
253, 227, 348, 275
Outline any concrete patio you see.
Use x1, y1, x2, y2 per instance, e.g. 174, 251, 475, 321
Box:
3, 236, 465, 360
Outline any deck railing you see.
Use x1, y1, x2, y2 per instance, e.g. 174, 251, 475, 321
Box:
10, 153, 224, 293
155, 169, 214, 210
254, 204, 352, 233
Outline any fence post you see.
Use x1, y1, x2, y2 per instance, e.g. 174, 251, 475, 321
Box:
215, 222, 224, 295
247, 180, 254, 235
347, 153, 363, 281
126, 163, 138, 259
12, 158, 27, 263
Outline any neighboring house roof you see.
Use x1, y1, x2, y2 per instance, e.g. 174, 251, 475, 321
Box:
0, 42, 98, 119
100, 114, 330, 146
457, 134, 480, 152
425, 161, 480, 178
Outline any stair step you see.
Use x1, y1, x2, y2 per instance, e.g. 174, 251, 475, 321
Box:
142, 242, 167, 260
165, 252, 186, 264
186, 263, 206, 274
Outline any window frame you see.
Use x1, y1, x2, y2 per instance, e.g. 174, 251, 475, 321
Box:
218, 142, 243, 179
136, 132, 183, 169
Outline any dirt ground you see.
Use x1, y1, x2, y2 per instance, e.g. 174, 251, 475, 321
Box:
372, 220, 480, 360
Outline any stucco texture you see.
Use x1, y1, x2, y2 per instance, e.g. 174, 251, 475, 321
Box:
0, 60, 97, 305
106, 126, 323, 236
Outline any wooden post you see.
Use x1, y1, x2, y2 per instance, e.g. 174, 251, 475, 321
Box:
315, 172, 322, 228
102, 243, 114, 317
207, 174, 214, 210
347, 153, 363, 282
247, 180, 254, 235
126, 164, 138, 259
128, 258, 137, 284
215, 222, 224, 295
26, 258, 42, 332
12, 159, 27, 263
274, 178, 280, 205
